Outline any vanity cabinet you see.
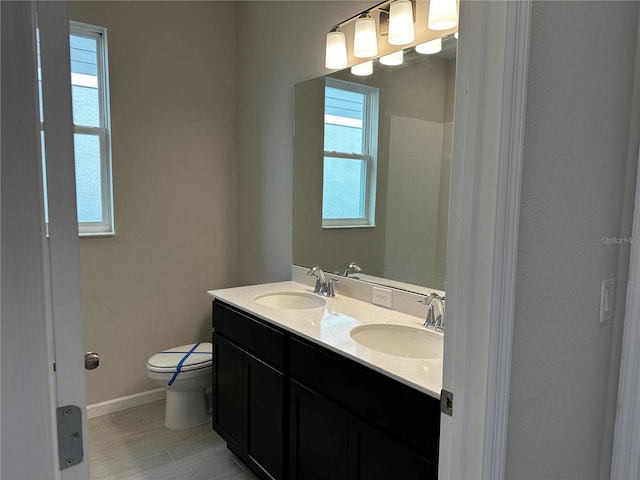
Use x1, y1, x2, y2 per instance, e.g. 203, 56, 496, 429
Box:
289, 337, 438, 480
289, 380, 434, 480
212, 302, 285, 480
212, 300, 440, 480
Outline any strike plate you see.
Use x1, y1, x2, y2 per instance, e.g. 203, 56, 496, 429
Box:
56, 405, 84, 470
440, 389, 453, 416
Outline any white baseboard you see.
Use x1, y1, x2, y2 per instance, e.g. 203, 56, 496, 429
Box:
87, 388, 167, 419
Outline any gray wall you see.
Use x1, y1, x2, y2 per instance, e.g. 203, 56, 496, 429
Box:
506, 2, 639, 478
70, 1, 238, 404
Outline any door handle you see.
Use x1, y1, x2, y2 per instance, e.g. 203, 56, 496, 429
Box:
84, 352, 99, 370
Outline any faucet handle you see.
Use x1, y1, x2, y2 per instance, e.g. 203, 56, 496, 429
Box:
307, 266, 326, 294
343, 262, 362, 277
423, 303, 435, 327
325, 278, 339, 297
419, 293, 444, 330
418, 293, 437, 305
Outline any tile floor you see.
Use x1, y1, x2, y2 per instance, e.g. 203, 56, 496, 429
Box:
88, 401, 257, 480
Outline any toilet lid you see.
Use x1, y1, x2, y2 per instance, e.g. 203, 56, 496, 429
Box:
147, 342, 212, 373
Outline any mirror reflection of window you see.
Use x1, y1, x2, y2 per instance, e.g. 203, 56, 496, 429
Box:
322, 78, 379, 228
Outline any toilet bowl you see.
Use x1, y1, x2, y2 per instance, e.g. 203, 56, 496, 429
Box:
146, 342, 212, 430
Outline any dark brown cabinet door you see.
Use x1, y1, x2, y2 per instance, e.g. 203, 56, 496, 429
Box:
213, 334, 243, 456
348, 416, 435, 480
289, 380, 349, 480
244, 352, 284, 480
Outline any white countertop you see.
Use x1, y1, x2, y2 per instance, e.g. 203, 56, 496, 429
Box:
208, 281, 443, 399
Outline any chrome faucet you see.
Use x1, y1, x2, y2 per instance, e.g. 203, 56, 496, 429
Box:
307, 266, 338, 297
343, 261, 362, 277
325, 278, 339, 297
418, 293, 445, 330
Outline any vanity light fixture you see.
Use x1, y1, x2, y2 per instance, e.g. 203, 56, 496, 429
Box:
324, 0, 416, 70
354, 14, 378, 58
428, 0, 458, 31
325, 28, 348, 69
351, 60, 374, 76
388, 0, 414, 45
379, 49, 403, 66
415, 37, 442, 54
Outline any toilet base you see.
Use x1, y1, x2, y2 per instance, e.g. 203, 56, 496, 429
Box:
164, 388, 209, 430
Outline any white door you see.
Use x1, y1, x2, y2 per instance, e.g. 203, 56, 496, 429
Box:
439, 1, 531, 478
1, 1, 88, 478
39, 1, 90, 478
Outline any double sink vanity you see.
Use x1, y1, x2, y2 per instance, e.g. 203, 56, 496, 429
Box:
208, 278, 444, 480
221, 16, 457, 479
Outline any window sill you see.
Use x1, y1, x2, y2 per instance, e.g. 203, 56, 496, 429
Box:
322, 224, 377, 230
79, 231, 115, 238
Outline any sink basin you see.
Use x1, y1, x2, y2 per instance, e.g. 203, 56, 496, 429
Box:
253, 292, 326, 310
350, 324, 443, 359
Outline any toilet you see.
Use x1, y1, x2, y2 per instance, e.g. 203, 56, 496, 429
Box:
146, 342, 213, 430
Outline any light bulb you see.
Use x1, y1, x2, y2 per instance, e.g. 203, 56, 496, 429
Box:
388, 0, 414, 46
416, 37, 442, 55
428, 0, 457, 31
354, 15, 378, 58
351, 60, 373, 76
325, 30, 348, 69
379, 50, 403, 66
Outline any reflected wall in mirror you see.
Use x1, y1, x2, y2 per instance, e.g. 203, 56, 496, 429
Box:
294, 35, 456, 292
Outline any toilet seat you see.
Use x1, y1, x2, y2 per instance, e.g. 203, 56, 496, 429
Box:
146, 342, 213, 429
146, 342, 212, 374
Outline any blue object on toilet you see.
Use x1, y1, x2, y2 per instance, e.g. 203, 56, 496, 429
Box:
147, 342, 213, 386
168, 342, 200, 386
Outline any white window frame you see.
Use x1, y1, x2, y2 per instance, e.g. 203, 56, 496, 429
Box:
322, 77, 379, 228
40, 21, 114, 236
69, 21, 114, 236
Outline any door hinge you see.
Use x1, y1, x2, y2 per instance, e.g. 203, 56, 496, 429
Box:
440, 389, 453, 416
56, 405, 84, 470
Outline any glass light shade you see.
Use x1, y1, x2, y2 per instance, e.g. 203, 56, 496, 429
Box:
388, 0, 414, 46
428, 0, 458, 31
415, 37, 442, 54
325, 30, 348, 69
454, 31, 458, 39
354, 15, 378, 58
351, 60, 373, 76
379, 50, 403, 66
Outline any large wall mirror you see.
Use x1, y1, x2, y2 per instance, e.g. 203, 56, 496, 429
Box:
293, 34, 456, 293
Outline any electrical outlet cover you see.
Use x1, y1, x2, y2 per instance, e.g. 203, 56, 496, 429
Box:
372, 286, 393, 308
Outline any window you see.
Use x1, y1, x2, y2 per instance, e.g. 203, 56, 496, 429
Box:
322, 78, 379, 228
39, 21, 114, 236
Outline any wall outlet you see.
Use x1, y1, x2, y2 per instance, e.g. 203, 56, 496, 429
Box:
373, 286, 393, 308
599, 278, 615, 323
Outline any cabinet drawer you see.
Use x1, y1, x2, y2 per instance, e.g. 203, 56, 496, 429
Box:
289, 337, 440, 460
213, 301, 285, 369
